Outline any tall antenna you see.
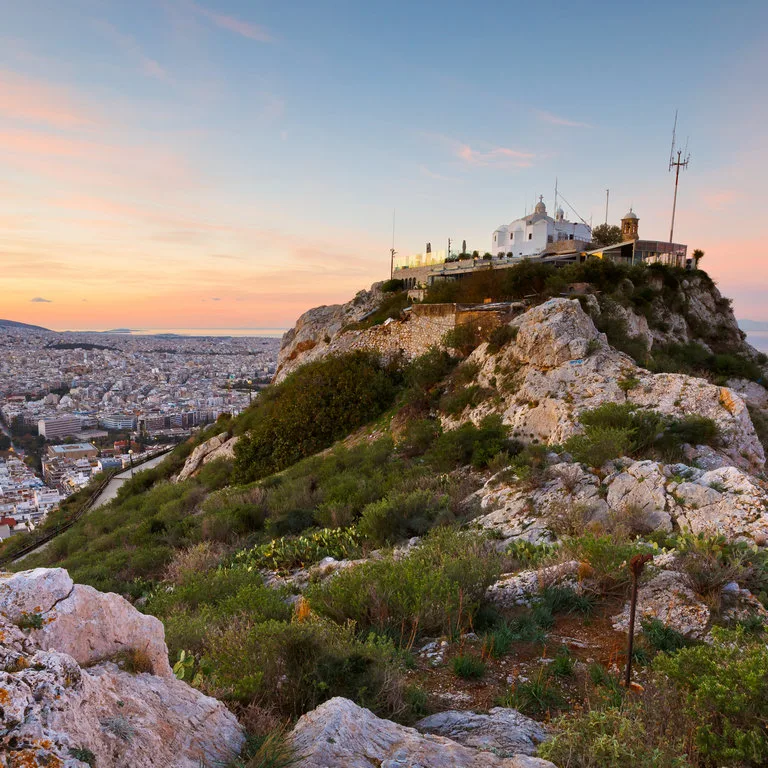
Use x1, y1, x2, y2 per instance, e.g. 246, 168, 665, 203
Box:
605, 189, 609, 225
554, 177, 558, 215
389, 209, 397, 280
668, 110, 691, 243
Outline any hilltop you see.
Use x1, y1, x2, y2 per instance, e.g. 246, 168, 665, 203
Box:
0, 318, 52, 332
3, 260, 768, 767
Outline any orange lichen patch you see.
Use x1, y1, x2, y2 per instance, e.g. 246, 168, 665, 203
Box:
719, 387, 738, 414
8, 656, 29, 672
0, 686, 11, 705
8, 747, 63, 768
287, 339, 318, 361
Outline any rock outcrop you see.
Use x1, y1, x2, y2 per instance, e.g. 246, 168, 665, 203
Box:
173, 431, 239, 483
464, 298, 764, 471
415, 707, 550, 757
476, 458, 768, 549
0, 568, 244, 767
275, 284, 383, 382
289, 697, 555, 768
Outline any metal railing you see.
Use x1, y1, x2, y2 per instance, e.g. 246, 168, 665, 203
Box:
0, 448, 172, 567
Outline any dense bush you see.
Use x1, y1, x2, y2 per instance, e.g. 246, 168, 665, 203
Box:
565, 403, 720, 467
307, 528, 501, 641
205, 615, 410, 719
426, 415, 513, 470
234, 352, 401, 483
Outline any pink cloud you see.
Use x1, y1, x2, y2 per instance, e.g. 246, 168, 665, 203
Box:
535, 110, 591, 128
455, 142, 535, 168
192, 3, 271, 42
701, 189, 738, 211
0, 69, 98, 128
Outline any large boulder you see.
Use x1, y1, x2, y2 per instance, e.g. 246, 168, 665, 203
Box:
0, 568, 171, 676
0, 568, 244, 767
415, 707, 549, 757
173, 432, 238, 483
289, 697, 555, 768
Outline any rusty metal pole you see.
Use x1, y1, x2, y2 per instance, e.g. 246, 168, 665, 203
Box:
624, 554, 653, 688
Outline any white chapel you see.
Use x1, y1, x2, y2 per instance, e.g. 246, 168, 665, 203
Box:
492, 196, 592, 258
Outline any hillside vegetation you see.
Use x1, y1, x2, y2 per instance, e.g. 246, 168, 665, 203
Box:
14, 261, 768, 767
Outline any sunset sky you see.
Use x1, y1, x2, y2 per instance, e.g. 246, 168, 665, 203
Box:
2, 0, 767, 331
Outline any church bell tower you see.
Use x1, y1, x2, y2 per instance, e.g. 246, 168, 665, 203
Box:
621, 208, 639, 241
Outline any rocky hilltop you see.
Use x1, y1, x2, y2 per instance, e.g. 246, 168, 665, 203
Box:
10, 263, 768, 767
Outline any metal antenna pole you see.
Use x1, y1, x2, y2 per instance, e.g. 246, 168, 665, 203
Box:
668, 112, 690, 244
389, 209, 396, 280
605, 189, 609, 225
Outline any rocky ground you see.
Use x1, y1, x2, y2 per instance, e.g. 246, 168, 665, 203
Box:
0, 568, 244, 768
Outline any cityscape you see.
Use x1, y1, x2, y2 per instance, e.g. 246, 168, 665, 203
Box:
0, 325, 280, 537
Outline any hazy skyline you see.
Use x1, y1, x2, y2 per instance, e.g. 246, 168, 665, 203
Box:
2, 0, 767, 330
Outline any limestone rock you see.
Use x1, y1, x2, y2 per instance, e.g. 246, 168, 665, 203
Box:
174, 431, 239, 483
612, 570, 710, 639
275, 284, 383, 382
466, 298, 764, 471
1, 568, 171, 676
289, 697, 556, 768
0, 568, 244, 768
415, 707, 549, 757
604, 460, 672, 532
487, 562, 580, 609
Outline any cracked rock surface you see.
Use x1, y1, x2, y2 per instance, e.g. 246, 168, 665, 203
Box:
0, 567, 244, 768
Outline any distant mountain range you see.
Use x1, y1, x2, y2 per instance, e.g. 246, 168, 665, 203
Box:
739, 320, 768, 331
0, 319, 52, 332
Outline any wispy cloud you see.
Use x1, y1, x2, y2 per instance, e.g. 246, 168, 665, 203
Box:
426, 134, 534, 168
191, 2, 271, 42
418, 165, 456, 182
702, 189, 738, 211
535, 109, 591, 128
94, 21, 170, 81
456, 144, 534, 167
31, 297, 52, 303
0, 69, 98, 129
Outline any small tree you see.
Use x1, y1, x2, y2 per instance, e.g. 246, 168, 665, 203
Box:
692, 249, 704, 268
591, 224, 623, 249
462, 240, 467, 255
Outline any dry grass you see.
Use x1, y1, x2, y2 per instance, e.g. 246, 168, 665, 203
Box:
163, 541, 226, 584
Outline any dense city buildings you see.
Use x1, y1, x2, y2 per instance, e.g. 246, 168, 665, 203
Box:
0, 326, 280, 537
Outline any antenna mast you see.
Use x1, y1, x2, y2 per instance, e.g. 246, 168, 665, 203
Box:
668, 111, 691, 243
605, 189, 609, 225
389, 210, 396, 280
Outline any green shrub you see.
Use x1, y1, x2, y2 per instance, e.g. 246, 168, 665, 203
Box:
451, 654, 486, 680
503, 671, 565, 716
549, 648, 575, 677
539, 585, 595, 616
641, 618, 689, 654
439, 384, 490, 416
677, 532, 752, 609
567, 534, 655, 594
358, 489, 453, 545
655, 627, 768, 765
443, 324, 486, 356
566, 403, 719, 467
538, 704, 690, 768
308, 528, 501, 641
68, 747, 97, 766
487, 324, 518, 354
205, 616, 409, 718
565, 426, 634, 467
234, 352, 401, 483
396, 418, 442, 458
427, 415, 512, 470
381, 278, 405, 293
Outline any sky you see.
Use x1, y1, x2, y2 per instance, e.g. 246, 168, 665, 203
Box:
1, 0, 767, 331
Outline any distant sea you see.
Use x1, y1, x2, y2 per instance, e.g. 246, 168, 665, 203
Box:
98, 328, 288, 338
745, 331, 768, 353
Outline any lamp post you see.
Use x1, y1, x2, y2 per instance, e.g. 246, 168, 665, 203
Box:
128, 449, 134, 478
